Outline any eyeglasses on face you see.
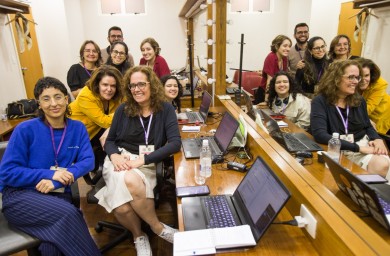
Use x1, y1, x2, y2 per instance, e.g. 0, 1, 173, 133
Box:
343, 75, 362, 82
112, 50, 126, 57
39, 95, 66, 104
312, 45, 327, 52
110, 35, 123, 39
84, 49, 98, 54
128, 82, 150, 91
296, 31, 309, 35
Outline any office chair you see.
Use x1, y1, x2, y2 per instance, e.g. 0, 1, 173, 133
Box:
84, 147, 175, 254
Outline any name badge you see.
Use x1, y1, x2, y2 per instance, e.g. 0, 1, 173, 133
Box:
340, 134, 354, 143
139, 145, 155, 156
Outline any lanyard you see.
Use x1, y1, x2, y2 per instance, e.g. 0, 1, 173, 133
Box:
336, 106, 349, 135
83, 65, 92, 77
139, 114, 153, 146
49, 123, 67, 167
317, 66, 324, 83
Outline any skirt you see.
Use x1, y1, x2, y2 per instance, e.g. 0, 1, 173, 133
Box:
95, 148, 156, 213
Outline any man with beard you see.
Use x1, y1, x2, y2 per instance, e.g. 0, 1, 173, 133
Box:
101, 26, 134, 66
289, 23, 309, 76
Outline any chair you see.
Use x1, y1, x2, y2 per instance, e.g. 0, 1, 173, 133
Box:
84, 148, 175, 254
233, 70, 262, 93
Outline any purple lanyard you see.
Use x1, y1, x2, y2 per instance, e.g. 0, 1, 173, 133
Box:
83, 65, 92, 77
49, 123, 67, 167
317, 66, 324, 83
139, 114, 153, 146
336, 106, 349, 134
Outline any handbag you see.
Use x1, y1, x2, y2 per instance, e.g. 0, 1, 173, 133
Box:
7, 99, 38, 119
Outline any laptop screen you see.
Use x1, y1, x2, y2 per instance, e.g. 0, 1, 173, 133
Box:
234, 157, 291, 240
214, 112, 239, 153
260, 109, 280, 134
199, 91, 212, 122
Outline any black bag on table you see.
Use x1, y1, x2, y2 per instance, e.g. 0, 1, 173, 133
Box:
7, 99, 38, 119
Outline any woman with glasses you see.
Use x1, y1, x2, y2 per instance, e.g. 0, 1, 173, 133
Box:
69, 65, 123, 153
357, 58, 390, 135
161, 75, 183, 113
268, 71, 311, 130
95, 66, 181, 255
328, 34, 359, 63
67, 40, 102, 99
311, 60, 389, 177
106, 41, 133, 75
139, 37, 171, 79
295, 36, 329, 98
0, 77, 100, 255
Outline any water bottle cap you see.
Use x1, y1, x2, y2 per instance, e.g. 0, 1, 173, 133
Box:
202, 140, 209, 146
332, 132, 339, 138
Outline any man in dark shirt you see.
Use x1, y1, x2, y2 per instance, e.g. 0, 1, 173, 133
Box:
101, 26, 134, 66
289, 23, 310, 76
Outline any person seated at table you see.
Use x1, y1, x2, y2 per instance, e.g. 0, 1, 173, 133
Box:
95, 66, 181, 256
295, 36, 329, 98
69, 65, 123, 153
311, 60, 389, 177
67, 40, 102, 99
357, 58, 390, 135
268, 71, 311, 130
0, 77, 100, 256
328, 35, 359, 63
106, 41, 133, 75
161, 74, 183, 113
139, 37, 171, 79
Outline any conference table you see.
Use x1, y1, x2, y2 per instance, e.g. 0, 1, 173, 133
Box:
174, 99, 390, 255
0, 117, 29, 141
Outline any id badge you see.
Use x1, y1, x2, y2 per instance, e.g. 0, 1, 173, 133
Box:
340, 134, 354, 143
139, 145, 155, 156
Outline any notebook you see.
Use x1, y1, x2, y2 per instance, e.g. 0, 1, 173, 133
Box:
181, 112, 239, 163
260, 109, 323, 152
177, 91, 212, 124
181, 156, 291, 243
323, 153, 390, 231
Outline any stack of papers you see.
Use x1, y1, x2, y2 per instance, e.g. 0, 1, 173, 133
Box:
174, 225, 256, 255
277, 121, 288, 127
182, 125, 201, 132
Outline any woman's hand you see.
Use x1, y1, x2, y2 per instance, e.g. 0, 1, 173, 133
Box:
369, 139, 388, 155
52, 169, 74, 185
359, 146, 375, 154
110, 153, 130, 171
124, 156, 145, 170
296, 60, 305, 70
36, 179, 55, 194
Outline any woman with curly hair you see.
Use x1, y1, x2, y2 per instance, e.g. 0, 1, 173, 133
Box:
268, 71, 311, 130
161, 74, 183, 113
67, 40, 103, 98
311, 60, 389, 177
95, 66, 181, 255
295, 36, 329, 98
328, 34, 359, 63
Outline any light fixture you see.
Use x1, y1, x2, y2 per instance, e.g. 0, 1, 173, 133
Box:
207, 59, 215, 65
208, 78, 216, 84
206, 19, 215, 26
207, 39, 215, 45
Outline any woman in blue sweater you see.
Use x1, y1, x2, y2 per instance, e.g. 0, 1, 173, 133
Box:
0, 77, 100, 255
311, 60, 389, 177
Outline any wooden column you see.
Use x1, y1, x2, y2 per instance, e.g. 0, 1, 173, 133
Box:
215, 0, 227, 96
206, 3, 213, 89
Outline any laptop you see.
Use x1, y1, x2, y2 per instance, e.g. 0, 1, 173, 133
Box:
323, 153, 390, 230
260, 109, 323, 152
242, 93, 279, 120
181, 112, 239, 163
183, 75, 199, 96
181, 156, 291, 243
177, 91, 212, 124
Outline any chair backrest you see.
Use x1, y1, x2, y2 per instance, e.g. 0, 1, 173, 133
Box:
233, 70, 262, 92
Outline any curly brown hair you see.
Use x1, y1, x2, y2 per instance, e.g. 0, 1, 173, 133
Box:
86, 65, 124, 103
123, 66, 167, 117
317, 60, 363, 107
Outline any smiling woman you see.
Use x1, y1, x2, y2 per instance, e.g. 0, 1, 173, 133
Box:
139, 37, 171, 79
106, 41, 132, 75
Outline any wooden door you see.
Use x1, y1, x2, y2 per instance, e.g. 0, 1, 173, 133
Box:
338, 1, 364, 56
8, 9, 43, 99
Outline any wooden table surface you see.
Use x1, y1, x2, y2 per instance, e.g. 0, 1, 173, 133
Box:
0, 117, 29, 141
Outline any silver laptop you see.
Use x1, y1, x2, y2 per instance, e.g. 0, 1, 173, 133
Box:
177, 91, 212, 124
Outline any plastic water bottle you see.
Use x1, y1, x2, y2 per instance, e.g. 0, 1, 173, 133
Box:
200, 140, 212, 178
327, 132, 341, 164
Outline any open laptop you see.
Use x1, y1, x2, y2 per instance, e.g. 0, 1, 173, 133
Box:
323, 153, 390, 230
260, 109, 323, 152
242, 93, 279, 120
181, 156, 291, 243
183, 75, 199, 96
177, 91, 212, 124
181, 112, 239, 163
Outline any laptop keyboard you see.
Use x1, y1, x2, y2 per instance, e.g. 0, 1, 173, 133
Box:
186, 112, 200, 123
201, 195, 237, 228
378, 197, 390, 214
283, 133, 309, 151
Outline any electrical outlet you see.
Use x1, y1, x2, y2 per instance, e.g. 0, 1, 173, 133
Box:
300, 204, 317, 239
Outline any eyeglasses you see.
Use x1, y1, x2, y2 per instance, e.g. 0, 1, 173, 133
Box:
112, 50, 126, 57
110, 35, 123, 39
39, 95, 66, 104
312, 45, 327, 52
128, 82, 149, 91
343, 75, 362, 82
84, 49, 98, 54
296, 31, 309, 35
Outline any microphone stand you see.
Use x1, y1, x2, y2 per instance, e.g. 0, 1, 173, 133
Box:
235, 34, 245, 106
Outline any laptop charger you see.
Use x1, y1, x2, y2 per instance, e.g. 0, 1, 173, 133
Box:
227, 161, 247, 172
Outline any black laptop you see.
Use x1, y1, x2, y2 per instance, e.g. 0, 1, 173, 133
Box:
181, 112, 239, 163
323, 153, 390, 231
260, 109, 323, 152
181, 156, 291, 242
183, 75, 199, 96
177, 91, 212, 124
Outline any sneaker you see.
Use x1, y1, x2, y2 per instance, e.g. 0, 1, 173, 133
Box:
134, 235, 152, 256
158, 223, 178, 243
